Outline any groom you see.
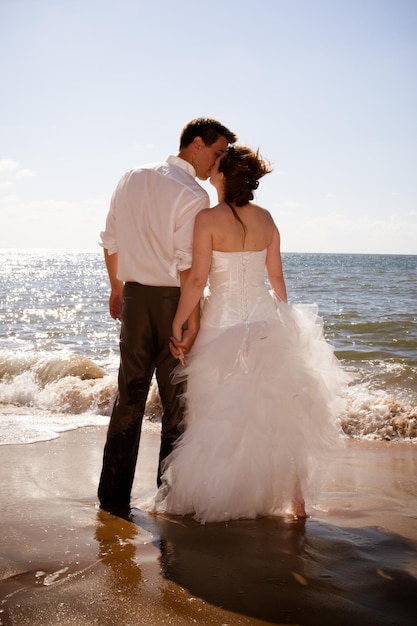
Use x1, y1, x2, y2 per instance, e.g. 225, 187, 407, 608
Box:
98, 118, 237, 516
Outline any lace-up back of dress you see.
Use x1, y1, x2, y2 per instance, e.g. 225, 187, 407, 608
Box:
202, 250, 276, 329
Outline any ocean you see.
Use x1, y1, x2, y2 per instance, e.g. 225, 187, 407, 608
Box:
0, 249, 416, 445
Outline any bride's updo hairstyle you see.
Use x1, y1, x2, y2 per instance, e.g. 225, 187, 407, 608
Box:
219, 145, 271, 207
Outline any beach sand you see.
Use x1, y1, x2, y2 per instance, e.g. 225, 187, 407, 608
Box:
1, 426, 416, 626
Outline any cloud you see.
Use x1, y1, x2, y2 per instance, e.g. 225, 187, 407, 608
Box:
0, 182, 15, 191
15, 168, 35, 179
0, 194, 19, 206
132, 142, 155, 151
1, 196, 108, 249
281, 201, 301, 208
2, 194, 416, 254
277, 210, 417, 255
0, 159, 35, 184
0, 159, 20, 174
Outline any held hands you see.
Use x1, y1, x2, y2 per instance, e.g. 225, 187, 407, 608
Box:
169, 327, 198, 366
169, 336, 186, 366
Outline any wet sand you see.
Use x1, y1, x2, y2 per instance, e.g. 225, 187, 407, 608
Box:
1, 427, 416, 625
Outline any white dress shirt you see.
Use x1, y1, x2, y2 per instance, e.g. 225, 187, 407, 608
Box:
100, 155, 209, 287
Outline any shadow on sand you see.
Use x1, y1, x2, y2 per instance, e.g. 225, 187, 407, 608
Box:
126, 507, 417, 626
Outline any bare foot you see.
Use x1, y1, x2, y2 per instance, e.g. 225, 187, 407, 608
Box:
291, 497, 307, 519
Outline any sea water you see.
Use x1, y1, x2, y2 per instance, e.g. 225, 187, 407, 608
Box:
0, 249, 416, 444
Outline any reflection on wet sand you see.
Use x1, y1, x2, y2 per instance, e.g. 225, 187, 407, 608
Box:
125, 508, 417, 626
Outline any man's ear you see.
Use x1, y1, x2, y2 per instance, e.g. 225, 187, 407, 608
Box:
192, 136, 204, 153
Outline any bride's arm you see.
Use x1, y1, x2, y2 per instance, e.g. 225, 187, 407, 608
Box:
266, 224, 288, 303
170, 268, 201, 361
172, 210, 213, 342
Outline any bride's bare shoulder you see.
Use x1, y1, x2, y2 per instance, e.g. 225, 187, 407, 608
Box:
248, 204, 275, 225
194, 206, 225, 233
195, 207, 214, 221
210, 201, 230, 213
251, 203, 273, 217
197, 203, 229, 222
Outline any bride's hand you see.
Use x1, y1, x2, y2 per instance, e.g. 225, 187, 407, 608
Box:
170, 327, 199, 366
169, 335, 186, 365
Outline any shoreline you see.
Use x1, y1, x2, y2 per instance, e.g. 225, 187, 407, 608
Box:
1, 427, 416, 625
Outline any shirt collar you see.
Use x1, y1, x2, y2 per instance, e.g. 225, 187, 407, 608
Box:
167, 154, 196, 179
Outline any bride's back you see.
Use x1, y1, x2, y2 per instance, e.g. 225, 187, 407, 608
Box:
210, 202, 275, 253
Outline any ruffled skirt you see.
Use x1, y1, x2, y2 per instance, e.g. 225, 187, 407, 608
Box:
152, 301, 348, 523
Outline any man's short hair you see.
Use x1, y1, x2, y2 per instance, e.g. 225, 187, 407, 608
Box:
179, 118, 237, 149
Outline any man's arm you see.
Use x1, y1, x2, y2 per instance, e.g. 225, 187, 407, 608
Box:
104, 248, 124, 320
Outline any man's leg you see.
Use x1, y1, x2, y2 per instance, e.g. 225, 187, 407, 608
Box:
153, 287, 185, 486
98, 283, 155, 511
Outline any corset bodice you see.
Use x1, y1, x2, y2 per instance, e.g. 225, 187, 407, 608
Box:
201, 249, 277, 328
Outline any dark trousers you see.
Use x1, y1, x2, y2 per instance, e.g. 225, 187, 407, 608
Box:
98, 282, 184, 510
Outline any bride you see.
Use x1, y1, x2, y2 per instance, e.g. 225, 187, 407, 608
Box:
152, 145, 346, 524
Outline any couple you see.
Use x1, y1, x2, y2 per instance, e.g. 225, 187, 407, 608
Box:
98, 118, 344, 524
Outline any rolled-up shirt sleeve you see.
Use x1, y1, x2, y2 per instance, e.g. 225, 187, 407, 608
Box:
99, 181, 123, 255
168, 248, 191, 279
171, 193, 208, 278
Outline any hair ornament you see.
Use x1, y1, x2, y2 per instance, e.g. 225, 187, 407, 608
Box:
249, 179, 259, 190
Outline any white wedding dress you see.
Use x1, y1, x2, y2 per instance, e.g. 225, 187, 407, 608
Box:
153, 249, 347, 523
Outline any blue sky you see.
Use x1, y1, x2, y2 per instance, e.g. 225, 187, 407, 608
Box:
1, 0, 416, 253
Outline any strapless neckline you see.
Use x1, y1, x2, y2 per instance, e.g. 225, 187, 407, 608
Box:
212, 248, 267, 255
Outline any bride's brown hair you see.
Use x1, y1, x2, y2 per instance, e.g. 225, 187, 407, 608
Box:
218, 145, 271, 241
219, 145, 271, 207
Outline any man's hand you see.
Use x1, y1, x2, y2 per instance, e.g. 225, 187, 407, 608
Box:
109, 288, 123, 320
180, 327, 198, 354
169, 336, 185, 365
169, 327, 199, 366
104, 249, 123, 320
